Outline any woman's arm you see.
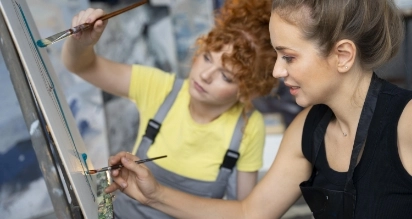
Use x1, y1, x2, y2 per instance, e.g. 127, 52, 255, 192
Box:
234, 111, 265, 200
61, 8, 132, 98
397, 100, 412, 175
105, 107, 313, 218
237, 171, 257, 200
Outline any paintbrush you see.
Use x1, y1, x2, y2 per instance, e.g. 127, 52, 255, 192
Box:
36, 0, 147, 48
85, 155, 167, 175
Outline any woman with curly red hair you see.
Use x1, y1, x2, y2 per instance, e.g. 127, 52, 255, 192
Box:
62, 0, 276, 218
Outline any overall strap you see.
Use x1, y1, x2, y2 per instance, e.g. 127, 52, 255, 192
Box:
220, 111, 251, 171
137, 78, 184, 157
153, 78, 184, 123
221, 111, 252, 200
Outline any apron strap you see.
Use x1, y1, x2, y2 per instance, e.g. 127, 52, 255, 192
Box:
306, 108, 334, 182
344, 73, 382, 194
307, 73, 383, 191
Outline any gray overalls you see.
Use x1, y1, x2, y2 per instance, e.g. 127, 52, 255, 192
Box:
114, 78, 247, 219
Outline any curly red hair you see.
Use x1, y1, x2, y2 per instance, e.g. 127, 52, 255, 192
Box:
195, 0, 277, 111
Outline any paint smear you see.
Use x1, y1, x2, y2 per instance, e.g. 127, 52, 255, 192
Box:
29, 120, 39, 135
81, 153, 90, 174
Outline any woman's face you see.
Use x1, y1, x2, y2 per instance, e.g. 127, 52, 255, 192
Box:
188, 46, 239, 107
269, 11, 340, 107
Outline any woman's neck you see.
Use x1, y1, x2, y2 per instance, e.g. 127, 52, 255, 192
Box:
327, 71, 374, 137
188, 99, 238, 124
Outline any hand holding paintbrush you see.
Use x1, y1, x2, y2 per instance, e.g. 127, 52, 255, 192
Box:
37, 0, 147, 47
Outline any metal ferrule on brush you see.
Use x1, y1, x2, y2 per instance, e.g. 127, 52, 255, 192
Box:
37, 23, 92, 47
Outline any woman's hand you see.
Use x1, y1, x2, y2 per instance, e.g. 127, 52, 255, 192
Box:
104, 152, 163, 205
70, 8, 107, 48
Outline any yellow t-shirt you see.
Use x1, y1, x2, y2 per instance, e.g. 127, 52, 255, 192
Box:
129, 65, 265, 181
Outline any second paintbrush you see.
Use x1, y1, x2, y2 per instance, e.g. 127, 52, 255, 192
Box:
36, 0, 147, 48
85, 155, 167, 175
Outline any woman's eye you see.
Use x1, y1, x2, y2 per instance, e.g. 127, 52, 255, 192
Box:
282, 56, 294, 63
203, 53, 211, 62
222, 72, 233, 83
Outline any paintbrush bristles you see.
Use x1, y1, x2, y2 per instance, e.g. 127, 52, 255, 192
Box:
37, 23, 94, 47
86, 170, 97, 174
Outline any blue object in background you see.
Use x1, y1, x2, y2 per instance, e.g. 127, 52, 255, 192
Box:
213, 0, 225, 9
0, 139, 42, 191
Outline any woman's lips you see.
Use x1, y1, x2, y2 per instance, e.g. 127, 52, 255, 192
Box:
289, 86, 300, 95
193, 81, 207, 93
285, 83, 300, 96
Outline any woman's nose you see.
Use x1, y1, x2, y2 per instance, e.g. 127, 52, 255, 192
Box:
200, 67, 216, 83
272, 61, 287, 78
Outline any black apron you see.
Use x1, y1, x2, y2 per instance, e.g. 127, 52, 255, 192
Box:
300, 74, 383, 219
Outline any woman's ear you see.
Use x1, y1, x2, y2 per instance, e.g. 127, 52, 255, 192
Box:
238, 93, 246, 103
238, 91, 249, 104
239, 92, 259, 105
334, 39, 356, 73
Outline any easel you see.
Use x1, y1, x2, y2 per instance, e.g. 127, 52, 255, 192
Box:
0, 0, 113, 217
0, 7, 83, 219
402, 9, 412, 90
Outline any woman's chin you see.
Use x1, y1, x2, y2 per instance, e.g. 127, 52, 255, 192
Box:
295, 97, 311, 108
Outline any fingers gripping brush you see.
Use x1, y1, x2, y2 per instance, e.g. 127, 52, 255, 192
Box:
36, 0, 147, 48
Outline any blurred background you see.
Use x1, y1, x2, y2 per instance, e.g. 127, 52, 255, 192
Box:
0, 0, 411, 218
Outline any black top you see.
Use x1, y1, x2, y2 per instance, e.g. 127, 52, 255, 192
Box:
302, 79, 412, 218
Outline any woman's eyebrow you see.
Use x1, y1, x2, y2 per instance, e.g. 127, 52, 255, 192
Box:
208, 51, 233, 74
275, 46, 289, 51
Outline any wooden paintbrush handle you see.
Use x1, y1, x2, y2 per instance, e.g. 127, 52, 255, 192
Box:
99, 0, 148, 21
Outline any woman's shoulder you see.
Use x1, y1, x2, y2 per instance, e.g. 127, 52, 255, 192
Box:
131, 64, 174, 79
399, 99, 412, 129
282, 106, 313, 139
130, 64, 178, 92
129, 65, 181, 111
396, 99, 412, 175
301, 104, 329, 129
